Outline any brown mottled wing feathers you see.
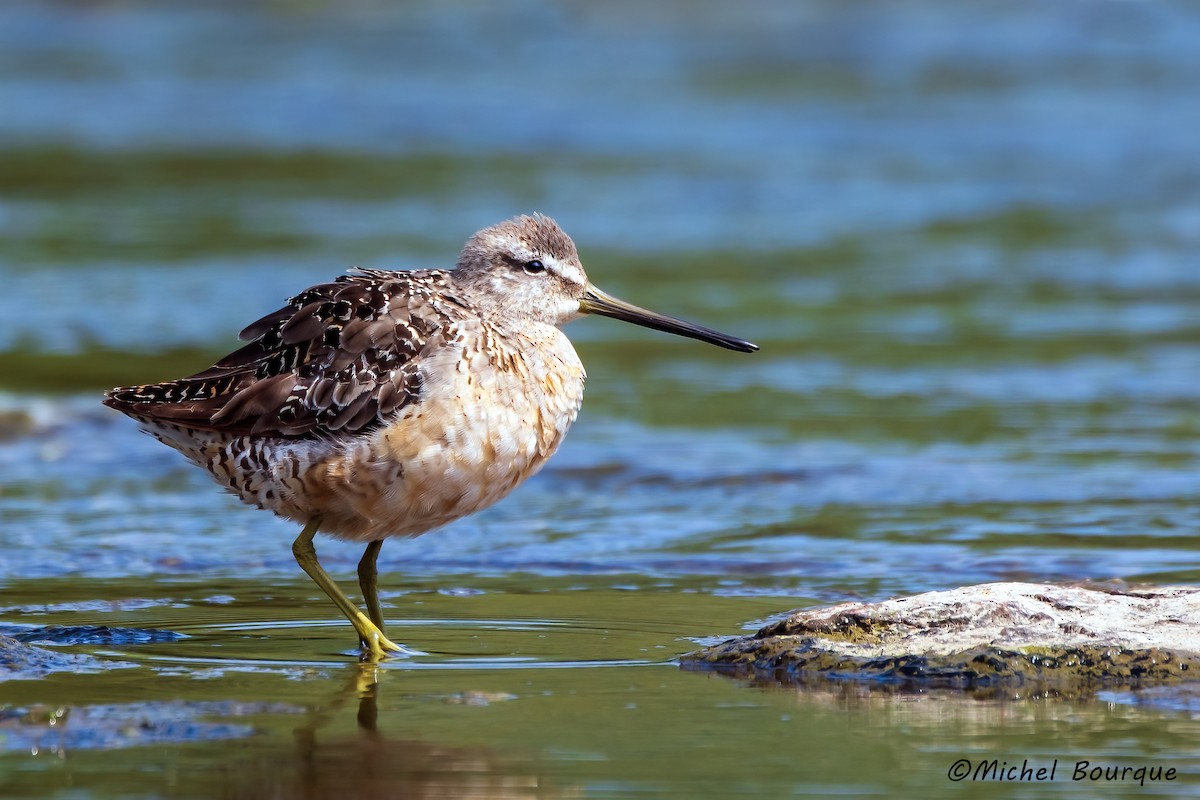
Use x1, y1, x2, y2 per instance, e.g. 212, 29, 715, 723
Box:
103, 269, 464, 438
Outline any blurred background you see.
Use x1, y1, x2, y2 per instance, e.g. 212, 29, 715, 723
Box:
2, 1, 1200, 797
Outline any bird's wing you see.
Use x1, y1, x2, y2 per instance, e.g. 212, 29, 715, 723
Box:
103, 269, 468, 437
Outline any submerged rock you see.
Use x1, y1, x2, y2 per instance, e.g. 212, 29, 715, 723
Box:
0, 634, 128, 682
10, 624, 185, 646
0, 701, 293, 752
681, 582, 1200, 697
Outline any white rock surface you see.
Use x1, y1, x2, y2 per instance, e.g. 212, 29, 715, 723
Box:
789, 582, 1200, 657
683, 582, 1200, 691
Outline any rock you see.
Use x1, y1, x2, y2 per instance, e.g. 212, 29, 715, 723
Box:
0, 634, 133, 682
681, 582, 1200, 698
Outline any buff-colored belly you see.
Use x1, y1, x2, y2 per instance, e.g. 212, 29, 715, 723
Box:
168, 330, 587, 541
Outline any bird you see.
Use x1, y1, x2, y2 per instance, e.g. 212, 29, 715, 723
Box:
103, 214, 758, 659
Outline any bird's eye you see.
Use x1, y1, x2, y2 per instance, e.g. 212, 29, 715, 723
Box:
522, 259, 546, 275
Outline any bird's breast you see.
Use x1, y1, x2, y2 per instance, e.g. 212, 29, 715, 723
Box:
342, 325, 585, 538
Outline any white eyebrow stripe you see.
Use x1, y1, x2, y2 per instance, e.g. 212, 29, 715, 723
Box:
555, 260, 586, 285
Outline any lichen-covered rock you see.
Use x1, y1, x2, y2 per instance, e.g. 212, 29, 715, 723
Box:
681, 582, 1200, 696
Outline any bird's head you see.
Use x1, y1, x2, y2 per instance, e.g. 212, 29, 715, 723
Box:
453, 214, 758, 353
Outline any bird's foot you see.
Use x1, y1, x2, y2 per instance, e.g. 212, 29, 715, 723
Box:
357, 626, 425, 661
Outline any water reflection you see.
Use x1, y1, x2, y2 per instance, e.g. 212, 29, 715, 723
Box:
691, 663, 1194, 704
0, 666, 566, 797
227, 666, 566, 800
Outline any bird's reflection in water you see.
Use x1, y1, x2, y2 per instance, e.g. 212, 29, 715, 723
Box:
225, 665, 569, 800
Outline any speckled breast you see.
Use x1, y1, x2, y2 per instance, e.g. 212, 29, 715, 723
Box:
186, 321, 588, 542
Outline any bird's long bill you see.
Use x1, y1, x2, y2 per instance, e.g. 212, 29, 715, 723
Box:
579, 285, 759, 353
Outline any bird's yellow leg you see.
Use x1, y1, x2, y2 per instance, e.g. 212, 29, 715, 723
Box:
357, 539, 386, 631
291, 518, 404, 659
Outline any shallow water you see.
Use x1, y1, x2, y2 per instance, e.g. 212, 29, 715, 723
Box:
3, 0, 1200, 797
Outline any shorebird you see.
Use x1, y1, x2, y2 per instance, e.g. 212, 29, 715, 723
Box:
104, 214, 758, 659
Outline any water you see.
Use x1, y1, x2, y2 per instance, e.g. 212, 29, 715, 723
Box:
2, 0, 1200, 796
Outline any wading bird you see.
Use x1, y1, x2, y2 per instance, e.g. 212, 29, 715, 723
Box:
105, 214, 758, 658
